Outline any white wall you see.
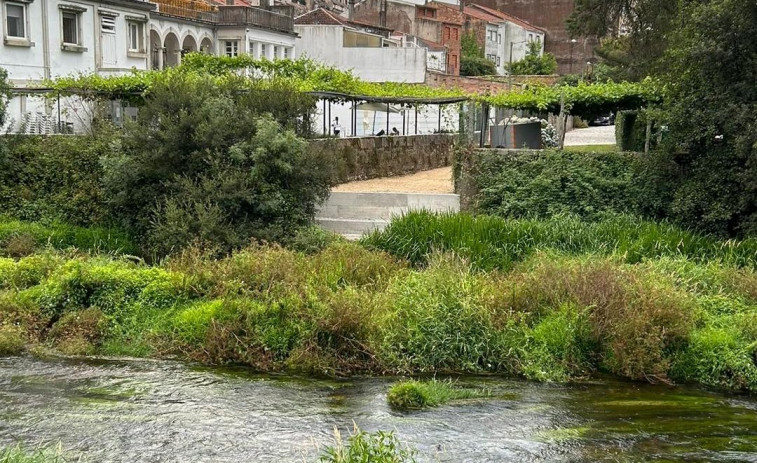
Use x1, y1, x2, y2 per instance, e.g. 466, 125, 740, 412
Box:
295, 25, 427, 83
0, 0, 151, 84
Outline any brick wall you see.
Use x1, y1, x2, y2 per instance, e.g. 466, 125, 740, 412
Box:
425, 70, 560, 93
309, 134, 456, 185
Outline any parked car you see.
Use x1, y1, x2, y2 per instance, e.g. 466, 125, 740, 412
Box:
589, 112, 616, 126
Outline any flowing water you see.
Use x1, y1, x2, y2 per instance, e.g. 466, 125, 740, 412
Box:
1, 356, 757, 462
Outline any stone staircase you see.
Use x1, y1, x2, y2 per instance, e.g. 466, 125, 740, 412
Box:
316, 191, 460, 239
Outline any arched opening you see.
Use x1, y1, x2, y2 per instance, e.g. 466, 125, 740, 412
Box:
200, 37, 214, 54
182, 35, 198, 56
150, 30, 162, 69
164, 32, 181, 67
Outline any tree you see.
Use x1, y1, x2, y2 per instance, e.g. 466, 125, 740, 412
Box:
566, 0, 678, 81
508, 41, 557, 75
460, 32, 496, 76
660, 0, 757, 236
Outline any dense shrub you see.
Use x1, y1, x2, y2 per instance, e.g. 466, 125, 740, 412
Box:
103, 73, 331, 255
0, 135, 116, 225
319, 427, 417, 463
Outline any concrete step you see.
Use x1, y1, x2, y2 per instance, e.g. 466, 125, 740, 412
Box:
316, 218, 390, 236
315, 191, 461, 238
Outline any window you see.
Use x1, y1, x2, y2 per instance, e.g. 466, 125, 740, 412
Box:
248, 40, 255, 56
498, 33, 501, 44
283, 47, 289, 59
452, 28, 458, 41
100, 16, 115, 34
443, 26, 450, 41
128, 21, 144, 52
224, 40, 238, 57
528, 33, 534, 42
62, 12, 80, 45
272, 45, 278, 59
5, 2, 25, 38
496, 56, 500, 66
260, 43, 266, 58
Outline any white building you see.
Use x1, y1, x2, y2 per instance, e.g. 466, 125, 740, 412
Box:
1, 0, 299, 132
294, 8, 426, 83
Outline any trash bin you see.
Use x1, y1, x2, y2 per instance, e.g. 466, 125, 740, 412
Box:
490, 121, 542, 149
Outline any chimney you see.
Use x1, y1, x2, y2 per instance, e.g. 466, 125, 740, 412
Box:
458, 0, 463, 13
379, 0, 387, 27
348, 0, 355, 20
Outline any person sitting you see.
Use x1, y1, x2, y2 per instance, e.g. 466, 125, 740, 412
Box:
391, 127, 400, 135
375, 129, 386, 136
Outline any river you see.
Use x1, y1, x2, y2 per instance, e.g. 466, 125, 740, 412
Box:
1, 356, 756, 462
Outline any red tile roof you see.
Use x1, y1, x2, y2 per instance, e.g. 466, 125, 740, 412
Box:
469, 4, 545, 33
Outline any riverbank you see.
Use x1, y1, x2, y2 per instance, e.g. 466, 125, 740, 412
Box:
1, 213, 756, 392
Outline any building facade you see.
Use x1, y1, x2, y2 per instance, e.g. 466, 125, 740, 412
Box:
294, 8, 426, 82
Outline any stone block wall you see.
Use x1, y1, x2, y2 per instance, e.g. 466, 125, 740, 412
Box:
308, 134, 457, 185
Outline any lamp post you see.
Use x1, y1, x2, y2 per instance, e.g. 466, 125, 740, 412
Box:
569, 38, 577, 74
508, 39, 528, 90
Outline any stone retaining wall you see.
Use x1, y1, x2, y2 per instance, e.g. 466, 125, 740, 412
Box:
309, 134, 457, 185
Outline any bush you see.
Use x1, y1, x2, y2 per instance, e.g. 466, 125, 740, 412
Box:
103, 73, 331, 255
508, 41, 558, 75
0, 135, 116, 226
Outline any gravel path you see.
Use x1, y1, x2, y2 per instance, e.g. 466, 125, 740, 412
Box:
564, 125, 616, 146
332, 167, 454, 194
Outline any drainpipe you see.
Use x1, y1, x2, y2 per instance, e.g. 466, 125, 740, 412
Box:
41, 0, 51, 79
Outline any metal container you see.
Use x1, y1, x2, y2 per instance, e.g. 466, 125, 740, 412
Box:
490, 121, 543, 149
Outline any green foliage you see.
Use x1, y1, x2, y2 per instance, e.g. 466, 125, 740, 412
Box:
0, 68, 10, 127
460, 56, 497, 77
44, 55, 659, 119
0, 324, 25, 355
0, 135, 117, 226
661, 0, 757, 237
319, 427, 417, 463
387, 379, 491, 409
102, 72, 331, 255
0, 445, 68, 463
0, 218, 136, 257
362, 212, 757, 272
508, 41, 557, 76
567, 0, 678, 81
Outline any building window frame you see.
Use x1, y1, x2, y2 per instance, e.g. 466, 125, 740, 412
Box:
3, 0, 33, 47
127, 21, 145, 53
59, 4, 87, 52
224, 40, 239, 57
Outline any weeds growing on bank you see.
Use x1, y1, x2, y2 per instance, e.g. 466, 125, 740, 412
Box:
0, 445, 69, 463
319, 426, 417, 463
1, 215, 756, 392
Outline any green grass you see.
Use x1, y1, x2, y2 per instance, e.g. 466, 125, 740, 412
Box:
318, 427, 416, 463
1, 216, 756, 392
387, 379, 492, 409
563, 144, 617, 153
0, 217, 136, 257
362, 212, 757, 272
0, 445, 68, 463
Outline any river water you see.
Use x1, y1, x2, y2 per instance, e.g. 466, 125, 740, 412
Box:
1, 356, 756, 462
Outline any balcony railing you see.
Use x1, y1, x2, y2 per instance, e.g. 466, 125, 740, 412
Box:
152, 0, 219, 23
219, 6, 294, 34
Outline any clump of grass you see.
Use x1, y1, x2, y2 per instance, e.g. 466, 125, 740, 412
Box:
362, 211, 757, 271
0, 324, 26, 355
318, 425, 417, 463
387, 379, 492, 410
0, 218, 136, 257
0, 444, 68, 463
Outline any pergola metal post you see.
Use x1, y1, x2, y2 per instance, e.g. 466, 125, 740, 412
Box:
328, 101, 332, 136
414, 105, 418, 135
386, 103, 390, 134
322, 100, 326, 135
56, 91, 61, 133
